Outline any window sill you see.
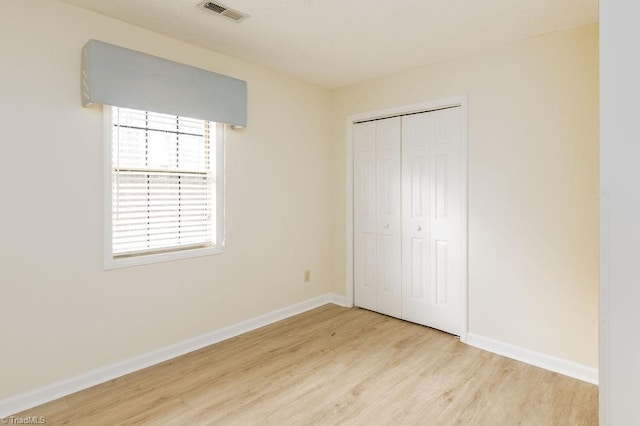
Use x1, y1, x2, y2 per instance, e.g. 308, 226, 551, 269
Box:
104, 245, 223, 270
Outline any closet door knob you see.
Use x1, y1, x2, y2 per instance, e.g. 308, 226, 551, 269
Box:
417, 226, 422, 231
384, 224, 390, 229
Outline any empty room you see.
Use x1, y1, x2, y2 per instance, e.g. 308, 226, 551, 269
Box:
0, 0, 638, 424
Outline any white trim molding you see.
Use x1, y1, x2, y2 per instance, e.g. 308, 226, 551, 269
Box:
327, 293, 348, 307
345, 95, 469, 341
0, 293, 348, 418
466, 333, 599, 385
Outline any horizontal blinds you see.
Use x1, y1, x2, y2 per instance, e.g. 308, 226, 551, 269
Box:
83, 40, 247, 127
112, 107, 215, 257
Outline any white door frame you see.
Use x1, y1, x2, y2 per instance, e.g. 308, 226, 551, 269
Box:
345, 95, 469, 342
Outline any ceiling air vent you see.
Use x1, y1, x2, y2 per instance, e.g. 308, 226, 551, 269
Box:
198, 1, 248, 22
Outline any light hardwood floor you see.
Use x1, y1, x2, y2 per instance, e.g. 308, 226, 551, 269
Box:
19, 304, 597, 425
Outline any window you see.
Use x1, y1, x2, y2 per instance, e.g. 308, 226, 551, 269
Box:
104, 106, 224, 268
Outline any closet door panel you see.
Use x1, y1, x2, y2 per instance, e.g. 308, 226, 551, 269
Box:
354, 121, 377, 311
402, 113, 431, 323
402, 107, 462, 335
427, 107, 462, 334
375, 117, 402, 318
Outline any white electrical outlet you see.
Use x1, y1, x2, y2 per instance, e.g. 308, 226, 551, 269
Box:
304, 269, 311, 282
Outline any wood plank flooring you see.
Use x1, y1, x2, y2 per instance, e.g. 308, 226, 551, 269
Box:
18, 304, 598, 425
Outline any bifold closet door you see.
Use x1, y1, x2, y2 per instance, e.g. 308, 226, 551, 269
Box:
353, 117, 402, 318
401, 107, 463, 335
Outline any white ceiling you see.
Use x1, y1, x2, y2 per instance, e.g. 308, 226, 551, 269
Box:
61, 0, 598, 88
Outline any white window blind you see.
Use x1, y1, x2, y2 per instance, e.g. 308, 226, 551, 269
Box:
111, 106, 216, 258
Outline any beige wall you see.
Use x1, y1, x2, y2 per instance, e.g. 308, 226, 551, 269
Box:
330, 23, 599, 368
0, 0, 334, 398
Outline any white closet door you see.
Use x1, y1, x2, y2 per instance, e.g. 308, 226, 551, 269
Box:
375, 117, 402, 318
402, 107, 462, 335
354, 121, 377, 311
354, 117, 402, 318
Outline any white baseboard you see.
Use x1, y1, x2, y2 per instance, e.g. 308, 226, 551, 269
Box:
466, 333, 598, 385
0, 292, 347, 418
327, 293, 348, 307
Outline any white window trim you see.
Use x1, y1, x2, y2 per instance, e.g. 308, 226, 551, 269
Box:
103, 106, 225, 270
